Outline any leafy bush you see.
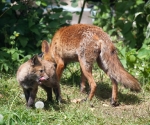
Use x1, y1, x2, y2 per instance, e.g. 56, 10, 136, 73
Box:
0, 0, 72, 72
93, 0, 150, 83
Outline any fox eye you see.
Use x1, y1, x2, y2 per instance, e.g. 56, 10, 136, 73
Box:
40, 70, 43, 73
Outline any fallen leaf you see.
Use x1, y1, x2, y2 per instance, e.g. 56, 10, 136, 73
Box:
103, 103, 109, 107
71, 99, 82, 103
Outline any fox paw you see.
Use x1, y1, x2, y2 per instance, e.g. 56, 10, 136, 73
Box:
110, 98, 119, 107
80, 87, 86, 93
58, 98, 66, 104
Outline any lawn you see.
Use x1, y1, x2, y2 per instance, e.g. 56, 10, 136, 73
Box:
0, 63, 150, 125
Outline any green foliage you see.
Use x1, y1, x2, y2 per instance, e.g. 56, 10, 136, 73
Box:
93, 0, 149, 48
71, 0, 79, 7
116, 41, 150, 84
0, 0, 72, 72
93, 0, 150, 83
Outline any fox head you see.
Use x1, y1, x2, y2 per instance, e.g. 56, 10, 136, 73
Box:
28, 55, 49, 84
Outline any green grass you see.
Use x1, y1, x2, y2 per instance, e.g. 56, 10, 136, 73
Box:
0, 63, 150, 125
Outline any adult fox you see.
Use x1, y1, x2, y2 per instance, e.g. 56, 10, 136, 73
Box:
42, 24, 141, 106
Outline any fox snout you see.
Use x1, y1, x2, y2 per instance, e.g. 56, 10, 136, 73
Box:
38, 74, 49, 84
42, 76, 49, 80
39, 75, 49, 81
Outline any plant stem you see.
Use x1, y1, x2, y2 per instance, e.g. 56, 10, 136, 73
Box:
78, 0, 86, 24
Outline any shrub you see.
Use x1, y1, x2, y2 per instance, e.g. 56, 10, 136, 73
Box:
0, 0, 72, 72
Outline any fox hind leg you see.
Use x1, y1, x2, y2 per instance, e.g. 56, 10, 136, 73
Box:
96, 57, 119, 106
53, 83, 62, 103
111, 79, 119, 106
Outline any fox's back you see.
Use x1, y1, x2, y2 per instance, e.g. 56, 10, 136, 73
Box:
52, 24, 109, 47
50, 24, 111, 62
16, 61, 31, 83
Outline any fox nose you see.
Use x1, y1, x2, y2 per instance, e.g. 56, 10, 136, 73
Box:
46, 76, 49, 80
43, 74, 49, 80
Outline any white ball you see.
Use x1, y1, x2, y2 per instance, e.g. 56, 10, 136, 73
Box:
35, 101, 44, 109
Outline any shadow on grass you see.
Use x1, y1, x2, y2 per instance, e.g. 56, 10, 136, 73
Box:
61, 71, 81, 87
95, 82, 141, 105
59, 63, 141, 106
61, 72, 141, 105
35, 97, 70, 111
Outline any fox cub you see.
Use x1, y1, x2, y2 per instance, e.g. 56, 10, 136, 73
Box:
16, 55, 61, 107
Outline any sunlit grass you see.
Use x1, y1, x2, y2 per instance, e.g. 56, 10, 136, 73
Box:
0, 63, 150, 125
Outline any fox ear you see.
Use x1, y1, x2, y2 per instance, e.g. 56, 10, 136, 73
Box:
42, 40, 49, 53
30, 55, 40, 66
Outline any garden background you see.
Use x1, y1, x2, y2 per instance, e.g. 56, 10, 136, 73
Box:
0, 0, 150, 124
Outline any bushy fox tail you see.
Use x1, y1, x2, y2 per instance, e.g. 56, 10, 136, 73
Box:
97, 41, 141, 92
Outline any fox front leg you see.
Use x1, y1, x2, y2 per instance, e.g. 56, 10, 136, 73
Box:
23, 87, 38, 107
23, 88, 30, 105
40, 85, 53, 102
80, 67, 87, 93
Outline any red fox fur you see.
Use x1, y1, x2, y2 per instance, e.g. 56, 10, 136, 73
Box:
42, 24, 141, 106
